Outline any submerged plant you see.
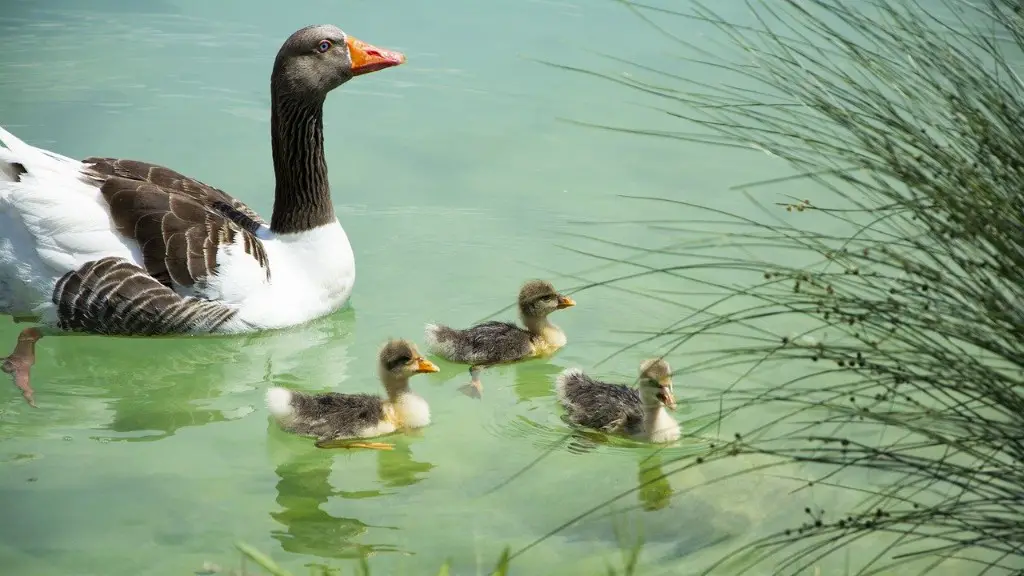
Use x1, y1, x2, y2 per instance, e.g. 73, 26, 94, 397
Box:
523, 0, 1024, 574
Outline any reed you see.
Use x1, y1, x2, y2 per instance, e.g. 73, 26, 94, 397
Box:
523, 0, 1024, 574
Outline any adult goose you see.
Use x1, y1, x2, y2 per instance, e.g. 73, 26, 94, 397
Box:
0, 25, 405, 406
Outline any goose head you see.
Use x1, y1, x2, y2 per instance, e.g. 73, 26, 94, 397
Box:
638, 358, 676, 410
272, 24, 406, 98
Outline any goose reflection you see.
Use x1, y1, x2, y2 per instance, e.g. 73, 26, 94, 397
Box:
267, 434, 434, 561
18, 309, 357, 443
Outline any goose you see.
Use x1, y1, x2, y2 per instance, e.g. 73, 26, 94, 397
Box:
555, 359, 681, 444
265, 338, 439, 450
424, 279, 575, 397
0, 25, 405, 407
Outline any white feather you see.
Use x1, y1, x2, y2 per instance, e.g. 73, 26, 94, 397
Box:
356, 420, 398, 438
394, 392, 431, 429
424, 323, 457, 358
0, 126, 140, 319
646, 407, 681, 444
265, 387, 295, 422
554, 367, 583, 402
220, 223, 355, 330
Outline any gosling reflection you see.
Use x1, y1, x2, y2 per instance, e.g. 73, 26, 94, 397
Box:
636, 451, 673, 511
417, 356, 565, 403
513, 360, 565, 403
376, 433, 436, 489
561, 417, 604, 455
268, 437, 434, 561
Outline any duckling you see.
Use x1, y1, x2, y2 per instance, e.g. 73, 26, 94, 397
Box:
425, 279, 575, 397
555, 358, 680, 444
264, 339, 439, 450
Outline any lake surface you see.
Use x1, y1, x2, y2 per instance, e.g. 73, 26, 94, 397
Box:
0, 1, 992, 575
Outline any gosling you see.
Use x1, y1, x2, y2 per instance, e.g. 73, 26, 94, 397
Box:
265, 339, 439, 450
425, 279, 575, 396
555, 358, 680, 444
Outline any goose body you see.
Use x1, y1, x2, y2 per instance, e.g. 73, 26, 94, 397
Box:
0, 137, 354, 334
0, 25, 406, 407
555, 361, 680, 444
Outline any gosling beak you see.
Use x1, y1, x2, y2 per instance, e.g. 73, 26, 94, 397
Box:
415, 357, 440, 374
657, 387, 677, 411
347, 36, 406, 76
556, 295, 576, 309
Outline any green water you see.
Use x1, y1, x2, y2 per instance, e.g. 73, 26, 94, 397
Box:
0, 1, 993, 575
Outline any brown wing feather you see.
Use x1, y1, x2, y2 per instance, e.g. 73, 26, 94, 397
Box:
83, 157, 267, 233
82, 162, 270, 290
52, 257, 241, 335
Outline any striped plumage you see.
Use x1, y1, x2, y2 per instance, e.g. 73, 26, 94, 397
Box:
0, 24, 406, 406
52, 257, 240, 336
84, 157, 271, 288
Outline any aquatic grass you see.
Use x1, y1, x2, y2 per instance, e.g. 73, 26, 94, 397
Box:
503, 0, 1024, 574
218, 540, 649, 576
211, 541, 494, 576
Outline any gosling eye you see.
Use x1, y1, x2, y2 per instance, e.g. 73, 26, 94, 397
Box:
317, 39, 333, 53
386, 355, 411, 371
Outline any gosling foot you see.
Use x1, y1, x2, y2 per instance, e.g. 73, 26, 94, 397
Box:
2, 328, 42, 407
458, 365, 487, 399
458, 381, 483, 399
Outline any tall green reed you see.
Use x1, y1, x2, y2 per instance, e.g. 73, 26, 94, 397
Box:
514, 1, 1024, 574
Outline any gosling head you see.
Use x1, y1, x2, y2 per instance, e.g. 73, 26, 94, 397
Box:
378, 339, 440, 381
638, 358, 676, 410
517, 280, 576, 320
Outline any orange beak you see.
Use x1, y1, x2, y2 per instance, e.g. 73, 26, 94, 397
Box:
415, 357, 440, 374
347, 36, 406, 76
556, 295, 576, 309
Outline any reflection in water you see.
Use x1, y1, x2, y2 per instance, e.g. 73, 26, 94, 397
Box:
635, 451, 672, 512
513, 361, 565, 403
268, 436, 434, 562
419, 356, 565, 402
560, 421, 680, 512
376, 437, 435, 489
71, 309, 357, 443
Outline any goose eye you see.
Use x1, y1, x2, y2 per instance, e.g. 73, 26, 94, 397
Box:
317, 40, 332, 53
